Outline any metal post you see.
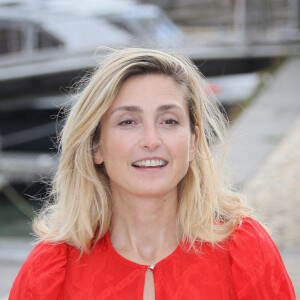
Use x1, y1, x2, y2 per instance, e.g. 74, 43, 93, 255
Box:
234, 0, 246, 44
23, 22, 37, 54
288, 0, 300, 29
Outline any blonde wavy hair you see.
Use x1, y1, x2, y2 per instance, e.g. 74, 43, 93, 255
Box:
34, 48, 252, 252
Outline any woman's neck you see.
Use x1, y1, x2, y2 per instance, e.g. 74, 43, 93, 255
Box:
109, 188, 180, 265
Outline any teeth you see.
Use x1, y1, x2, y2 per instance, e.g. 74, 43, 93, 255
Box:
133, 159, 167, 167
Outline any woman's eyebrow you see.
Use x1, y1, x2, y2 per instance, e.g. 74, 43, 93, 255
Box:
110, 105, 143, 116
110, 103, 184, 116
158, 104, 184, 112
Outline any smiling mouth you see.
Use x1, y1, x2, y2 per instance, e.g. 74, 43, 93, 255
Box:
132, 159, 168, 168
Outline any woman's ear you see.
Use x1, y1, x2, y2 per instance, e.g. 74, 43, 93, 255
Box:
189, 126, 199, 162
93, 143, 103, 165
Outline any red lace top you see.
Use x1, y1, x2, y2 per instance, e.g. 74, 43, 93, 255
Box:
9, 218, 295, 299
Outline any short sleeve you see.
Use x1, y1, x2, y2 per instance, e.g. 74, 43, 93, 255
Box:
229, 217, 296, 299
9, 241, 68, 300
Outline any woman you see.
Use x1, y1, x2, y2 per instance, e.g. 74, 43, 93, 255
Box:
10, 48, 295, 299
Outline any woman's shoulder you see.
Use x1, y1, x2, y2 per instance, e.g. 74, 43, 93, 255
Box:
229, 217, 272, 248
21, 240, 68, 276
227, 217, 280, 270
228, 217, 285, 273
227, 217, 296, 299
29, 240, 68, 261
9, 241, 68, 300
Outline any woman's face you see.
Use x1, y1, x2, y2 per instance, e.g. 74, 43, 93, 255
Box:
94, 74, 198, 198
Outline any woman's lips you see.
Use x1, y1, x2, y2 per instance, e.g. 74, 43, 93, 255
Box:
132, 159, 168, 168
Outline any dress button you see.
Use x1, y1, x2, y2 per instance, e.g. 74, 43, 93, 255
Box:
148, 264, 155, 270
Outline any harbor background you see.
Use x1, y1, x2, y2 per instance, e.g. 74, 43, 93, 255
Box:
0, 0, 299, 298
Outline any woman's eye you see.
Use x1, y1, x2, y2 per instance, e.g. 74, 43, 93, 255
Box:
163, 119, 179, 125
119, 120, 135, 126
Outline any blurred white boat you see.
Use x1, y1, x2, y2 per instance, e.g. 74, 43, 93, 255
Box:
0, 0, 181, 56
0, 0, 182, 81
208, 73, 260, 104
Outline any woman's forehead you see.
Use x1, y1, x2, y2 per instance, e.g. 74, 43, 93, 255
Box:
109, 74, 187, 110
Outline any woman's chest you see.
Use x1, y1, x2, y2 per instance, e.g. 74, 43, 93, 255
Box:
58, 247, 237, 300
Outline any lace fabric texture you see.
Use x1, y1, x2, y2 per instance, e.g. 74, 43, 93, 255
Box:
9, 218, 296, 299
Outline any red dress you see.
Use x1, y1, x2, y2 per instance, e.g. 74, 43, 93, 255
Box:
9, 218, 295, 299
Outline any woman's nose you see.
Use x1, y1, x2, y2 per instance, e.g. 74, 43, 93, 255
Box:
139, 123, 161, 151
